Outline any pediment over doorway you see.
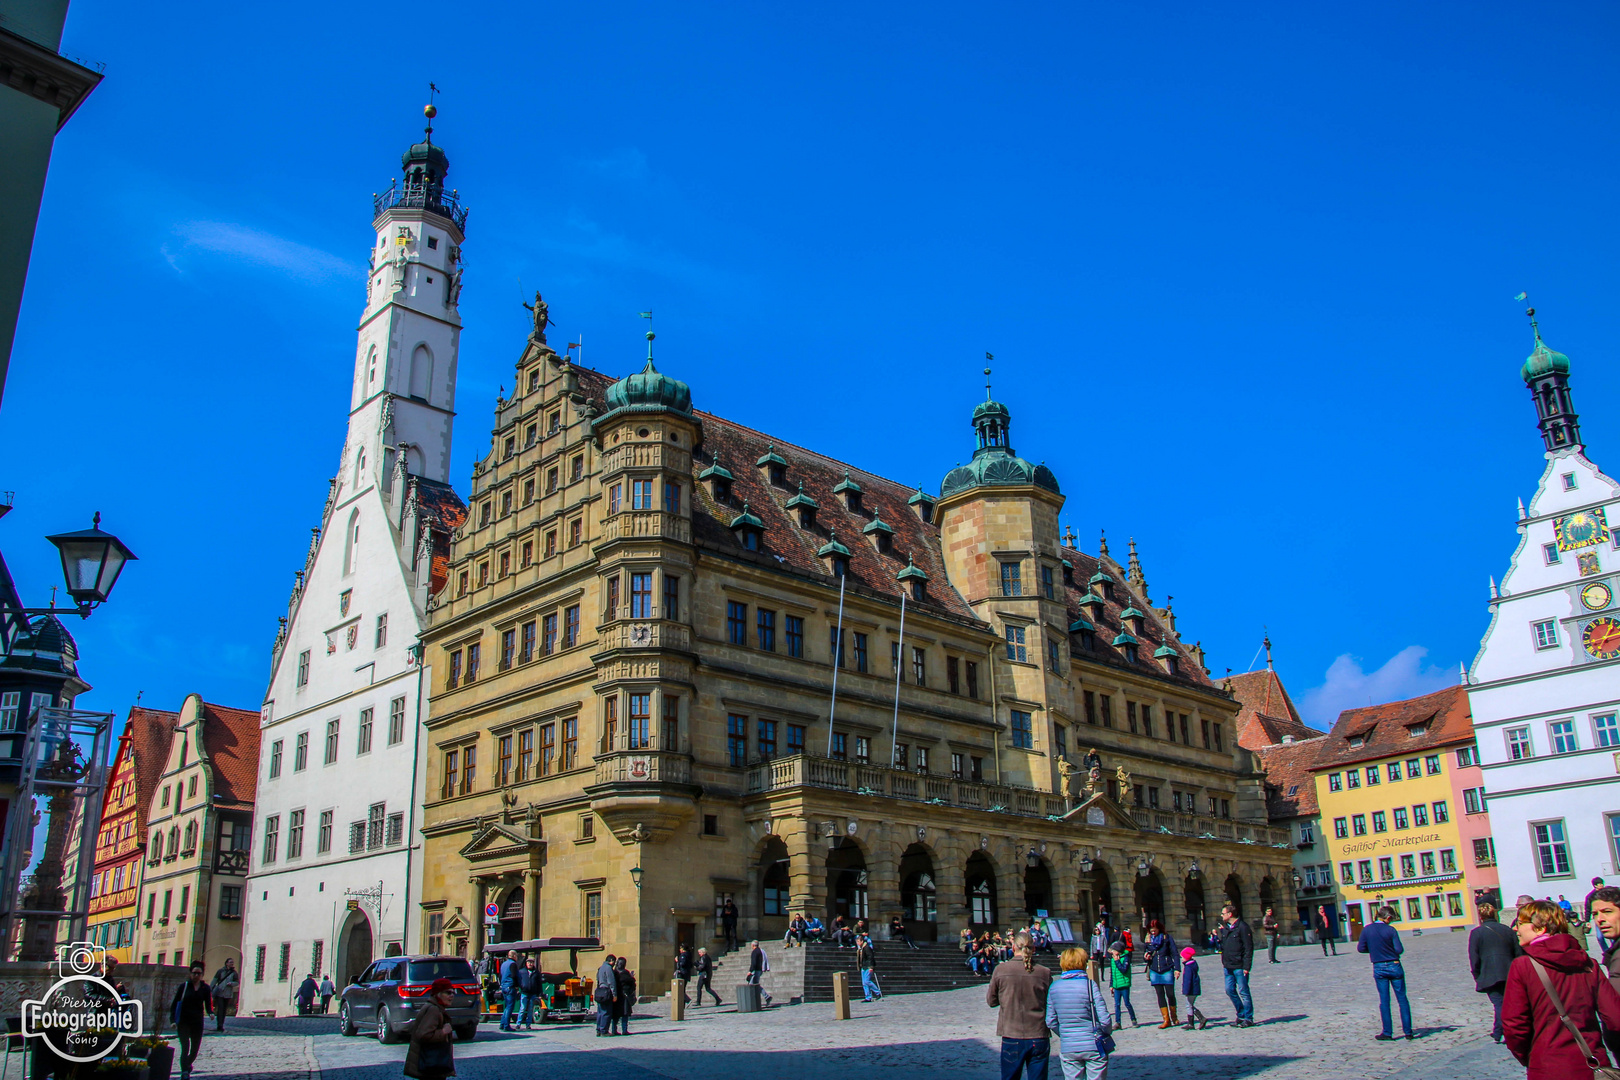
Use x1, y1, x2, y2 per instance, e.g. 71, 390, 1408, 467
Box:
1062, 793, 1140, 831
459, 820, 543, 864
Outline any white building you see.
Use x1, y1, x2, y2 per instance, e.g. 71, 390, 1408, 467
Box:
1469, 315, 1620, 908
240, 108, 467, 1014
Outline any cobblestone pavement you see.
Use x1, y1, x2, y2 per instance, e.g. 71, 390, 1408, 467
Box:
203, 931, 1533, 1079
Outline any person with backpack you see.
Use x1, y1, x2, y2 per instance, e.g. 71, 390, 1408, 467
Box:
1502, 899, 1620, 1078
1108, 944, 1137, 1027
171, 960, 213, 1080
1143, 919, 1179, 1028
856, 933, 882, 1001
1045, 946, 1113, 1080
209, 958, 239, 1031
1179, 946, 1207, 1030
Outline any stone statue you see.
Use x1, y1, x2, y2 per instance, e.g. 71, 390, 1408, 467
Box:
1058, 757, 1074, 801
1116, 763, 1132, 792
522, 290, 551, 340
1084, 748, 1103, 791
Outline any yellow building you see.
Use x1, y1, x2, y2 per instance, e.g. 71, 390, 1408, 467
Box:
416, 328, 1300, 989
1312, 685, 1499, 939
87, 707, 177, 960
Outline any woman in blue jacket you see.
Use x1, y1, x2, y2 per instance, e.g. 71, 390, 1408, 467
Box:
1045, 946, 1113, 1080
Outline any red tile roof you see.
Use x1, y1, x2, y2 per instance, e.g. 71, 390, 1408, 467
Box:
1310, 684, 1473, 772
1225, 669, 1324, 750
201, 702, 261, 807
409, 477, 468, 597
125, 707, 178, 833
1255, 737, 1327, 819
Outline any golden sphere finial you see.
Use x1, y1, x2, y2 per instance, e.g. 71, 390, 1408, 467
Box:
424, 103, 438, 120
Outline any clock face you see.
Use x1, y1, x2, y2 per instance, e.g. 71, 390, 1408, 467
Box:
1583, 616, 1620, 660
1583, 582, 1614, 611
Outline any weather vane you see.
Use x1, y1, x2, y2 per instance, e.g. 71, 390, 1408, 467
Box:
1515, 291, 1540, 342
983, 353, 993, 400
424, 83, 440, 141
640, 310, 654, 359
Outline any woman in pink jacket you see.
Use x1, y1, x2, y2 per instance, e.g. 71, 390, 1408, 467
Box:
1501, 899, 1620, 1079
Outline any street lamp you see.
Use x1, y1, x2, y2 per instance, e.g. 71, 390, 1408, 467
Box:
1026, 849, 1040, 868
1187, 860, 1200, 880
33, 512, 137, 617
1292, 871, 1303, 891
629, 865, 644, 890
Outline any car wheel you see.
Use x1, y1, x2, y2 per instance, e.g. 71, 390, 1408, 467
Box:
455, 1024, 478, 1042
339, 1001, 356, 1037
376, 1005, 398, 1045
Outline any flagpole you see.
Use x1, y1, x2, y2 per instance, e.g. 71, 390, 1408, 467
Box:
825, 571, 848, 757
890, 588, 907, 766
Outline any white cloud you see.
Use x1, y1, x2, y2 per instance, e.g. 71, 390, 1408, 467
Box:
1298, 646, 1458, 728
162, 221, 357, 284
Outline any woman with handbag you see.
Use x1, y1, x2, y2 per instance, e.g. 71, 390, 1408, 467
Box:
1142, 921, 1178, 1028
1045, 946, 1114, 1080
404, 978, 457, 1080
1501, 900, 1620, 1080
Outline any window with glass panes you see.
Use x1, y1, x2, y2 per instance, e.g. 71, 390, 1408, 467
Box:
1551, 719, 1578, 754
564, 605, 580, 648
1597, 713, 1620, 748
912, 646, 925, 685
829, 627, 845, 667
1005, 626, 1026, 662
1534, 820, 1572, 877
324, 719, 339, 765
631, 573, 652, 618
787, 724, 805, 755
662, 696, 679, 749
854, 633, 868, 673
664, 575, 679, 620
517, 728, 533, 780
1001, 562, 1022, 596
831, 732, 847, 760
561, 718, 577, 770
357, 708, 373, 754
1011, 710, 1033, 749
757, 719, 776, 759
728, 602, 747, 645
496, 734, 512, 786
1393, 806, 1408, 829
389, 697, 405, 745
1041, 565, 1055, 599
1413, 804, 1428, 826
539, 723, 555, 776
542, 613, 557, 655
757, 609, 775, 651
727, 715, 747, 766
632, 480, 652, 509
628, 694, 650, 749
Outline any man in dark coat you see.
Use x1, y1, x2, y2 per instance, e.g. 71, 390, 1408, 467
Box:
674, 945, 693, 1004
1218, 903, 1255, 1026
721, 898, 740, 950
1469, 900, 1520, 1042
746, 940, 773, 1006
694, 947, 721, 1006
295, 973, 319, 1016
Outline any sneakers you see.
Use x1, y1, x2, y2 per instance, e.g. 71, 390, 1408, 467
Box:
1374, 1033, 1394, 1041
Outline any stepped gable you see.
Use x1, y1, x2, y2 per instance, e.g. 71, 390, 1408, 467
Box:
125, 706, 179, 832
1313, 684, 1473, 772
201, 702, 262, 806
690, 415, 978, 622
1227, 668, 1323, 750
1255, 737, 1326, 819
1058, 544, 1214, 689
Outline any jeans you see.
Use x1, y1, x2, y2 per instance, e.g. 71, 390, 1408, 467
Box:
518, 993, 535, 1027
595, 999, 614, 1034
614, 1005, 630, 1035
1373, 962, 1412, 1037
860, 968, 881, 1000
1056, 1045, 1108, 1080
1267, 934, 1279, 963
1000, 1037, 1051, 1080
696, 974, 721, 1005
746, 970, 771, 1004
501, 989, 521, 1029
176, 1021, 203, 1075
1484, 985, 1504, 1040
1111, 987, 1135, 1025
1223, 968, 1253, 1022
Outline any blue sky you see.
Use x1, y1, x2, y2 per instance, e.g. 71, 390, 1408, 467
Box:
6, 1, 1619, 729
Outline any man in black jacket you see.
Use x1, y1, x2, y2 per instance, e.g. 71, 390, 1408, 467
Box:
746, 940, 773, 1006
1218, 904, 1255, 1026
694, 947, 721, 1006
721, 898, 740, 950
1467, 900, 1519, 1042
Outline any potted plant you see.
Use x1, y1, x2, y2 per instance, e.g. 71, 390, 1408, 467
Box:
93, 1054, 146, 1080
132, 1036, 174, 1080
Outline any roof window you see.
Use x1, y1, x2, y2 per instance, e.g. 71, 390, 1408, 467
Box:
833, 470, 862, 513
699, 458, 734, 504
786, 483, 818, 529
757, 445, 789, 487
730, 503, 764, 552
908, 488, 935, 524
862, 512, 895, 554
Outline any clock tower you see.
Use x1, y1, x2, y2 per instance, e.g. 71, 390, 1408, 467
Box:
1468, 310, 1620, 911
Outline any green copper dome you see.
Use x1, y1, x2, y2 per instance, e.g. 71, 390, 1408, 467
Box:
940, 396, 1059, 500
1522, 338, 1571, 384
602, 359, 693, 418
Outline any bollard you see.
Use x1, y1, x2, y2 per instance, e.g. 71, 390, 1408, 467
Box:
670, 979, 686, 1022
832, 970, 851, 1019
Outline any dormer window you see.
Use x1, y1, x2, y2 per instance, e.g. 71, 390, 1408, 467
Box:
757, 445, 788, 487
1120, 606, 1147, 635
730, 503, 764, 552
1062, 560, 1074, 586
700, 459, 735, 504
1071, 617, 1095, 651
833, 470, 863, 513
1113, 629, 1138, 663
786, 483, 818, 529
908, 489, 935, 524
1349, 735, 1365, 748
897, 556, 929, 601
1089, 571, 1114, 602
862, 513, 895, 554
1154, 644, 1179, 676
819, 535, 851, 578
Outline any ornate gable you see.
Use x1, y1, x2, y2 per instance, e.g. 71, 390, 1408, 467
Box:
458, 819, 543, 865
1061, 792, 1141, 831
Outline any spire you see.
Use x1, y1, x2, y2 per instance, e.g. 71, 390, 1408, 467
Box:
1098, 529, 1110, 559
1264, 631, 1273, 670
1515, 295, 1581, 453
1126, 537, 1149, 600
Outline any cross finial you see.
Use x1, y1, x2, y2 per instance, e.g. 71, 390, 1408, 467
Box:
424, 84, 440, 142
984, 354, 994, 400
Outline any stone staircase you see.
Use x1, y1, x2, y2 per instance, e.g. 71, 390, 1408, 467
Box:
694, 940, 982, 1004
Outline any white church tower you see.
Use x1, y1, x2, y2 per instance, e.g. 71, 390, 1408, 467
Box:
1469, 303, 1620, 909
241, 104, 468, 1014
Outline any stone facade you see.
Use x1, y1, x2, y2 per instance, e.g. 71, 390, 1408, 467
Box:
418, 336, 1297, 987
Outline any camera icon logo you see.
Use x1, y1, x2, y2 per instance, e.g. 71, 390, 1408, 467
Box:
56, 940, 108, 978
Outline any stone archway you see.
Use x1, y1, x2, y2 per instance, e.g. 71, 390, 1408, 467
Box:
1185, 874, 1208, 941
966, 852, 998, 929
826, 839, 869, 922
497, 885, 524, 944
1259, 876, 1278, 929
899, 842, 938, 941
1224, 873, 1244, 919
1079, 860, 1112, 931
1133, 867, 1166, 930
1023, 859, 1053, 920
759, 837, 791, 934
337, 907, 374, 988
